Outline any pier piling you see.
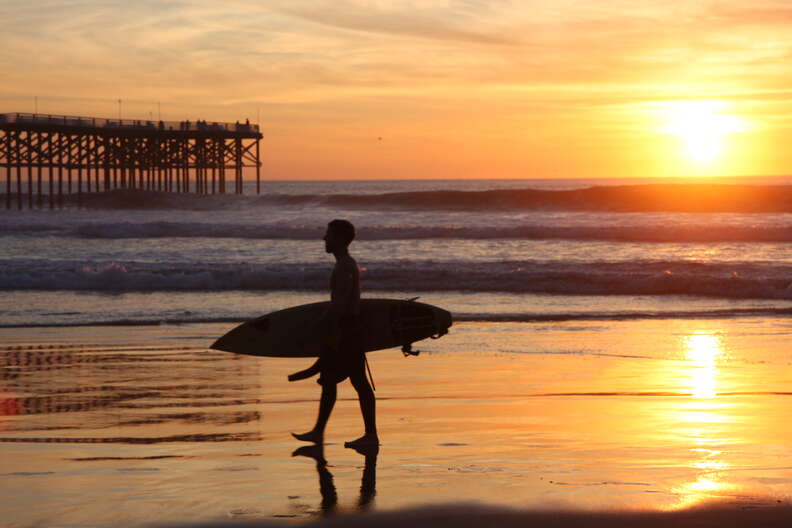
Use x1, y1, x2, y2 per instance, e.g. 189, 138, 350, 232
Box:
1, 112, 263, 209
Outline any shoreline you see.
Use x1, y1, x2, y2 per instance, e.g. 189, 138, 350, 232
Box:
159, 502, 792, 527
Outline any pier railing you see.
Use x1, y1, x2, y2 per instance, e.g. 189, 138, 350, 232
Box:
0, 112, 260, 134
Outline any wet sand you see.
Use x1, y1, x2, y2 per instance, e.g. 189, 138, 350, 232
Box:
1, 319, 792, 527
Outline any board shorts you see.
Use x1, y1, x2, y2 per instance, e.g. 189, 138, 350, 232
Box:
318, 315, 364, 386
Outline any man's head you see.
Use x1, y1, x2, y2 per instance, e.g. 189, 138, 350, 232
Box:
324, 219, 356, 253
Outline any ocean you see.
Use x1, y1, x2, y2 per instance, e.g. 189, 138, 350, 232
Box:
3, 178, 792, 526
3, 177, 792, 328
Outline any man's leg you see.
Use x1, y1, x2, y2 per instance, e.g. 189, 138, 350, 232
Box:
293, 382, 337, 443
346, 361, 378, 447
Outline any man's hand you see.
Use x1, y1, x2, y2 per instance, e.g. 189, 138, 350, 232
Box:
288, 358, 321, 382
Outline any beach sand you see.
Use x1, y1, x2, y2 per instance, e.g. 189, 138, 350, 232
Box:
1, 319, 792, 527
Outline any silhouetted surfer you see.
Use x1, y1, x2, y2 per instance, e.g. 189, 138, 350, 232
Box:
290, 219, 379, 448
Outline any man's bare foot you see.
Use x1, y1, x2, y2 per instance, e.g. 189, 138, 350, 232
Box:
292, 430, 323, 444
344, 434, 379, 449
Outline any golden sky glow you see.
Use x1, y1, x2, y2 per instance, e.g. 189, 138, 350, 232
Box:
2, 1, 792, 179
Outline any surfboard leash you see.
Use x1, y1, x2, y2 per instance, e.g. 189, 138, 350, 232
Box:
364, 354, 376, 392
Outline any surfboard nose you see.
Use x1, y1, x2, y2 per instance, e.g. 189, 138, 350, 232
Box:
210, 334, 231, 352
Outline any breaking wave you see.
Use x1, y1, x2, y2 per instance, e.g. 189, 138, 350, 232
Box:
5, 221, 792, 243
3, 259, 792, 300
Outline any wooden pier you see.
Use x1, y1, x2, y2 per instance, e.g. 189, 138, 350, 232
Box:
0, 112, 263, 209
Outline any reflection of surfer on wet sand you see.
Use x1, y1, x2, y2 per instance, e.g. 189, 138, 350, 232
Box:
290, 220, 379, 448
292, 443, 378, 516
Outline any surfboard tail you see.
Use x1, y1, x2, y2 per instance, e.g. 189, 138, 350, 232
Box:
435, 307, 453, 335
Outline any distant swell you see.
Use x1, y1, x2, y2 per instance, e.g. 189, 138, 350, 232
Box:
3, 259, 792, 300
319, 184, 792, 213
36, 183, 792, 213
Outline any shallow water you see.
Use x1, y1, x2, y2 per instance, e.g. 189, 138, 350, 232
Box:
1, 319, 791, 527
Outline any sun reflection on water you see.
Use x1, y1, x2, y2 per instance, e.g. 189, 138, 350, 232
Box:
685, 333, 722, 398
670, 331, 733, 508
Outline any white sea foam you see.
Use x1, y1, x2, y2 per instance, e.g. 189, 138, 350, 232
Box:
2, 259, 792, 300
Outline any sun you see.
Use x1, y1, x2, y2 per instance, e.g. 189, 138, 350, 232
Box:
660, 101, 745, 164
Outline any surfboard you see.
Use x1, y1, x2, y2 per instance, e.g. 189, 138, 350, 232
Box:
210, 298, 452, 358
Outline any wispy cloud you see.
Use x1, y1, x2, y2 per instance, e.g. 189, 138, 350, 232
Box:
268, 0, 516, 45
2, 0, 792, 178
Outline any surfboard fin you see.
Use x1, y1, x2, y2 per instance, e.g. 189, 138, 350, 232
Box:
430, 328, 448, 339
402, 343, 420, 356
406, 296, 420, 302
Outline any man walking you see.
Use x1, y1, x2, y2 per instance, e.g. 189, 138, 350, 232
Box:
290, 219, 378, 448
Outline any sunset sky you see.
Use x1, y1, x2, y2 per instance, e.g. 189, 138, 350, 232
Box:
2, 0, 792, 180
